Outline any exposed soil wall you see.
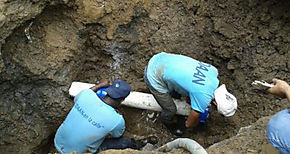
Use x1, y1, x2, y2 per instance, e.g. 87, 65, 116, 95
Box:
0, 0, 289, 153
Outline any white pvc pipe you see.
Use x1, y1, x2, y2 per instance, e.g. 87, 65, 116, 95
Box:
123, 91, 190, 116
69, 82, 95, 96
157, 138, 207, 154
69, 82, 191, 116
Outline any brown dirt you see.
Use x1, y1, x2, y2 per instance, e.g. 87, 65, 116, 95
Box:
206, 115, 280, 154
0, 0, 289, 153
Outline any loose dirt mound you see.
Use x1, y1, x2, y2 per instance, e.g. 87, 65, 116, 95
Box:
207, 115, 279, 154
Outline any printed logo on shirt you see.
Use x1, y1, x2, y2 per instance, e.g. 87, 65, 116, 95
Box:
192, 62, 211, 85
75, 103, 105, 128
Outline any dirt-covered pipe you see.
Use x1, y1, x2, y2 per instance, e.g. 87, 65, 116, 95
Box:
157, 138, 207, 154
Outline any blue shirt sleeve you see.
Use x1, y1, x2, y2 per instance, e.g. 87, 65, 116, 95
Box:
109, 116, 125, 138
267, 109, 290, 153
190, 92, 213, 113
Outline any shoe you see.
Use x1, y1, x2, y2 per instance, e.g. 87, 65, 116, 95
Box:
141, 136, 158, 145
134, 136, 158, 149
168, 128, 184, 136
164, 123, 184, 136
174, 129, 184, 136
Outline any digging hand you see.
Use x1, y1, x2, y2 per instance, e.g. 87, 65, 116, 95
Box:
267, 78, 290, 98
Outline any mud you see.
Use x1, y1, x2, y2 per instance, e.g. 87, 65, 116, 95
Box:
0, 0, 289, 153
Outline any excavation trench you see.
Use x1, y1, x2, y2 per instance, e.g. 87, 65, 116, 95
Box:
0, 0, 289, 153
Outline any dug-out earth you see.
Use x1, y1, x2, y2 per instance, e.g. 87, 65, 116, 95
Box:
0, 0, 289, 153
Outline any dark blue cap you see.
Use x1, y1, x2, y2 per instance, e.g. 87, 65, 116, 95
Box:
105, 79, 131, 99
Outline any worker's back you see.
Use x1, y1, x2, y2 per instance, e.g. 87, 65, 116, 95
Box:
54, 89, 125, 153
146, 52, 219, 112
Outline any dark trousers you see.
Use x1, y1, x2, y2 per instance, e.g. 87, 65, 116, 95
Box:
97, 137, 137, 153
144, 68, 177, 125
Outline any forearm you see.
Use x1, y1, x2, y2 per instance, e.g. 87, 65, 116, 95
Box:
90, 85, 103, 92
185, 110, 200, 128
90, 82, 109, 92
285, 86, 290, 102
185, 118, 199, 128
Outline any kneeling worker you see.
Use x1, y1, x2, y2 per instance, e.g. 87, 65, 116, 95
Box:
145, 52, 238, 134
54, 79, 143, 153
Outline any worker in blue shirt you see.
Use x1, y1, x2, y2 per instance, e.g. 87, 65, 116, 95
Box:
145, 52, 238, 135
54, 79, 153, 153
267, 78, 290, 154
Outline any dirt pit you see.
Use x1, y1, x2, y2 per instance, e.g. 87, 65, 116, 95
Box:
46, 105, 235, 153
120, 106, 230, 148
0, 0, 289, 153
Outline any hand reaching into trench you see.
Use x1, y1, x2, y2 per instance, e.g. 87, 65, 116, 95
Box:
267, 78, 290, 102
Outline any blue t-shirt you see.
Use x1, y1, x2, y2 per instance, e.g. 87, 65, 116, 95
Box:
267, 109, 290, 154
54, 89, 125, 153
146, 52, 219, 113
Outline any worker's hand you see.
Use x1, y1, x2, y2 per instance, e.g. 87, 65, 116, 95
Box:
98, 79, 110, 87
267, 78, 290, 98
91, 79, 110, 92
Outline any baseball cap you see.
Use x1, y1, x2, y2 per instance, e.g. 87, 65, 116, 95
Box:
214, 84, 237, 117
105, 79, 131, 99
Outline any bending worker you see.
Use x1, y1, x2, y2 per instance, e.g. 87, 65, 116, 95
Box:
54, 79, 142, 153
144, 52, 238, 133
267, 78, 290, 154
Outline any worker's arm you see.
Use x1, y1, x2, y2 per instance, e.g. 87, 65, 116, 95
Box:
286, 90, 290, 102
267, 78, 290, 102
185, 109, 200, 128
90, 79, 110, 92
109, 117, 125, 138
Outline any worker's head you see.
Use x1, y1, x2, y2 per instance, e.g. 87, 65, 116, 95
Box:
105, 79, 131, 107
213, 84, 237, 117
